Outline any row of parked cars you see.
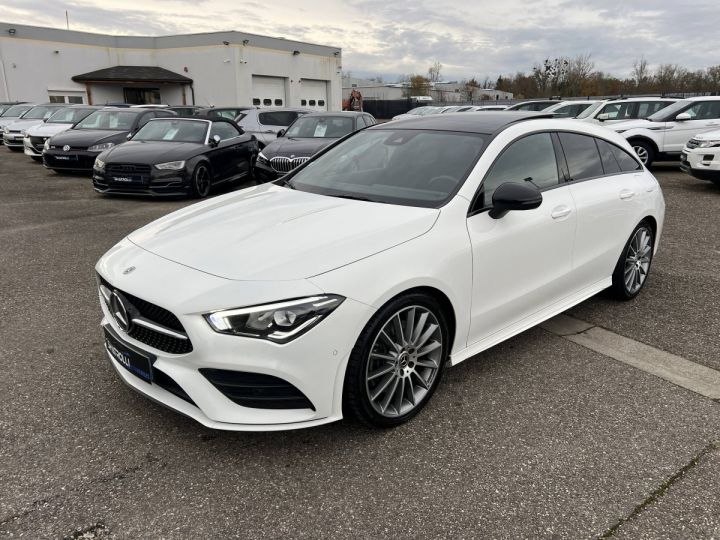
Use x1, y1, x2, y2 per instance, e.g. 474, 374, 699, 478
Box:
0, 101, 377, 197
390, 96, 720, 186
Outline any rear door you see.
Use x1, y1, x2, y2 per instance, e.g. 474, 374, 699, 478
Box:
466, 132, 577, 345
561, 133, 645, 288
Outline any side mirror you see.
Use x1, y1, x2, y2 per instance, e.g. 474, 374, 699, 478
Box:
675, 112, 692, 121
488, 182, 543, 219
209, 134, 221, 147
277, 129, 286, 138
596, 113, 610, 121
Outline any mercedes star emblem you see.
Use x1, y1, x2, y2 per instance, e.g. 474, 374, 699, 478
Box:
109, 291, 132, 333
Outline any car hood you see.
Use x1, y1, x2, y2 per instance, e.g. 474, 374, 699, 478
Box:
103, 140, 205, 164
128, 183, 439, 281
49, 129, 128, 147
611, 119, 657, 131
4, 118, 45, 132
262, 137, 338, 158
0, 117, 22, 128
691, 129, 720, 141
27, 122, 74, 137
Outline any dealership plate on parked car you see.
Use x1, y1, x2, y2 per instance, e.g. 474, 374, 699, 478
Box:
103, 326, 154, 383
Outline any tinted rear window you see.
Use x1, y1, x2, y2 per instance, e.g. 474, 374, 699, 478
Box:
558, 132, 604, 180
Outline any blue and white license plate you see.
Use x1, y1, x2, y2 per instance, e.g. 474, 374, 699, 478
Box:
104, 327, 154, 383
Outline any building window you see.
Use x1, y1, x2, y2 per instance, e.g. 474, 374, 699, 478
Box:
318, 100, 325, 107
253, 98, 261, 106
274, 99, 283, 106
48, 93, 86, 104
301, 99, 307, 106
309, 100, 316, 106
123, 87, 160, 105
263, 98, 272, 106
49, 96, 65, 103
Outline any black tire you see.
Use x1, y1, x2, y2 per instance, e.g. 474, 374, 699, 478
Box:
343, 292, 449, 428
611, 221, 655, 300
630, 140, 655, 168
191, 163, 212, 198
30, 156, 42, 162
711, 179, 720, 189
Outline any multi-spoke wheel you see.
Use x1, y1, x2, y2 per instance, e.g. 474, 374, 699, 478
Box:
630, 140, 654, 168
191, 163, 212, 198
344, 293, 449, 427
611, 222, 655, 300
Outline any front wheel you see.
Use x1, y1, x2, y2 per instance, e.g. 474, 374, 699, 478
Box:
343, 293, 449, 428
630, 141, 655, 168
611, 222, 655, 300
191, 163, 212, 198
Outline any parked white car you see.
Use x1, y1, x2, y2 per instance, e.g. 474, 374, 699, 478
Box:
0, 103, 35, 132
234, 107, 310, 147
23, 106, 101, 160
391, 106, 440, 121
543, 100, 603, 118
680, 129, 720, 186
470, 105, 509, 111
611, 97, 720, 166
577, 97, 676, 125
2, 104, 67, 150
96, 112, 664, 431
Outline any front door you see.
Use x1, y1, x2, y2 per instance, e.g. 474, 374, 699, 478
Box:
466, 132, 576, 346
663, 100, 720, 153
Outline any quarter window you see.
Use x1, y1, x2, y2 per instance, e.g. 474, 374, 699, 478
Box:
610, 144, 642, 172
596, 139, 622, 174
479, 133, 559, 208
558, 132, 604, 180
210, 122, 241, 141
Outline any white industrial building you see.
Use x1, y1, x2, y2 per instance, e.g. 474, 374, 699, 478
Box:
0, 22, 342, 110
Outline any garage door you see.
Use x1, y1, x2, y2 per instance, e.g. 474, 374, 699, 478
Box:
300, 79, 328, 111
252, 76, 287, 108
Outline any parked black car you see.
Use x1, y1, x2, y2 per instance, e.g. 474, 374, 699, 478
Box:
43, 108, 177, 173
92, 117, 258, 198
256, 111, 375, 180
196, 106, 256, 120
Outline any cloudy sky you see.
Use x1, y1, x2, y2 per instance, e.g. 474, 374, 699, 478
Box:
3, 0, 719, 81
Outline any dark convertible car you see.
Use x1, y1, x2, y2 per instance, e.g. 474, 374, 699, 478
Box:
43, 107, 176, 173
92, 117, 258, 198
255, 111, 375, 180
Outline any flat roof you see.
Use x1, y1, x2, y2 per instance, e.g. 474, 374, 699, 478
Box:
375, 111, 554, 134
0, 22, 341, 57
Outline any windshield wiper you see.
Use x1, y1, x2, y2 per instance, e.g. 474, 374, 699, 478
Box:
274, 176, 295, 189
331, 194, 376, 202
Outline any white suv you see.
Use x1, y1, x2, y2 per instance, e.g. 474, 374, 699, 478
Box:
577, 98, 675, 125
610, 97, 720, 166
680, 129, 720, 187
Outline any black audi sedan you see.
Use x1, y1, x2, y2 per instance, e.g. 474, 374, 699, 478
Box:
92, 117, 258, 198
255, 111, 375, 180
43, 107, 176, 173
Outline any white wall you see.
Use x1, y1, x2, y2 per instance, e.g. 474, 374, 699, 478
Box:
0, 32, 342, 110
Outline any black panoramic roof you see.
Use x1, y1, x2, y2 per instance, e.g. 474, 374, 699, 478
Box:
376, 111, 554, 134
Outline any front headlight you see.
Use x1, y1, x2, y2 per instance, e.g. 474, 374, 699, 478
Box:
154, 160, 186, 170
205, 295, 345, 344
88, 142, 115, 152
43, 139, 50, 150
257, 151, 269, 165
2, 127, 8, 134
698, 140, 720, 148
94, 158, 105, 170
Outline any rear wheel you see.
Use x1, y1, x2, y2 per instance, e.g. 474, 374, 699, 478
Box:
611, 222, 654, 300
191, 163, 211, 198
343, 293, 449, 428
630, 140, 655, 168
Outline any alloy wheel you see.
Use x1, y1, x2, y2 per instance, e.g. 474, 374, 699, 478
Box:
365, 306, 443, 418
195, 166, 211, 197
633, 145, 649, 165
624, 227, 652, 295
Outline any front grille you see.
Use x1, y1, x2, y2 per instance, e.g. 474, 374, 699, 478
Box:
98, 275, 193, 354
153, 368, 196, 406
200, 369, 315, 410
270, 156, 310, 174
686, 139, 700, 149
30, 136, 47, 152
107, 163, 153, 175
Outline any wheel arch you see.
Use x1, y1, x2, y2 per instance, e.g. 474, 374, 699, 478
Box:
626, 135, 659, 155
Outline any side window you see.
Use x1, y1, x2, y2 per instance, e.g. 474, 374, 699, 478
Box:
365, 115, 376, 125
210, 122, 241, 141
694, 101, 720, 120
479, 133, 559, 209
356, 116, 366, 128
596, 139, 622, 174
610, 145, 642, 172
558, 132, 604, 180
259, 111, 297, 126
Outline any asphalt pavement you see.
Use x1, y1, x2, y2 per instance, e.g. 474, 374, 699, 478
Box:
0, 149, 718, 539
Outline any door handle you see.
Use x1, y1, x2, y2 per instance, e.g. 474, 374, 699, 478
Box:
264, 130, 275, 133
619, 190, 636, 200
551, 206, 572, 219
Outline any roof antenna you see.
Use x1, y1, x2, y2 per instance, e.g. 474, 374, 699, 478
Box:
65, 10, 70, 30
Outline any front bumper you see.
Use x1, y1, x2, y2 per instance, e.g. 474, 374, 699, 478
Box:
680, 147, 720, 181
23, 139, 43, 157
254, 160, 279, 182
93, 167, 193, 197
43, 149, 100, 171
3, 133, 24, 148
96, 241, 374, 431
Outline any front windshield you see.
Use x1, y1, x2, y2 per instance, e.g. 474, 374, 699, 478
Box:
22, 106, 60, 120
2, 104, 33, 117
647, 100, 691, 122
75, 110, 138, 130
133, 119, 208, 143
286, 116, 354, 138
47, 108, 95, 124
285, 128, 486, 208
576, 101, 604, 119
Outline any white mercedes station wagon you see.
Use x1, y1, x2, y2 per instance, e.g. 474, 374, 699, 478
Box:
96, 112, 665, 431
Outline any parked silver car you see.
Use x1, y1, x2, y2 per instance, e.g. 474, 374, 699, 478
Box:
234, 108, 311, 147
